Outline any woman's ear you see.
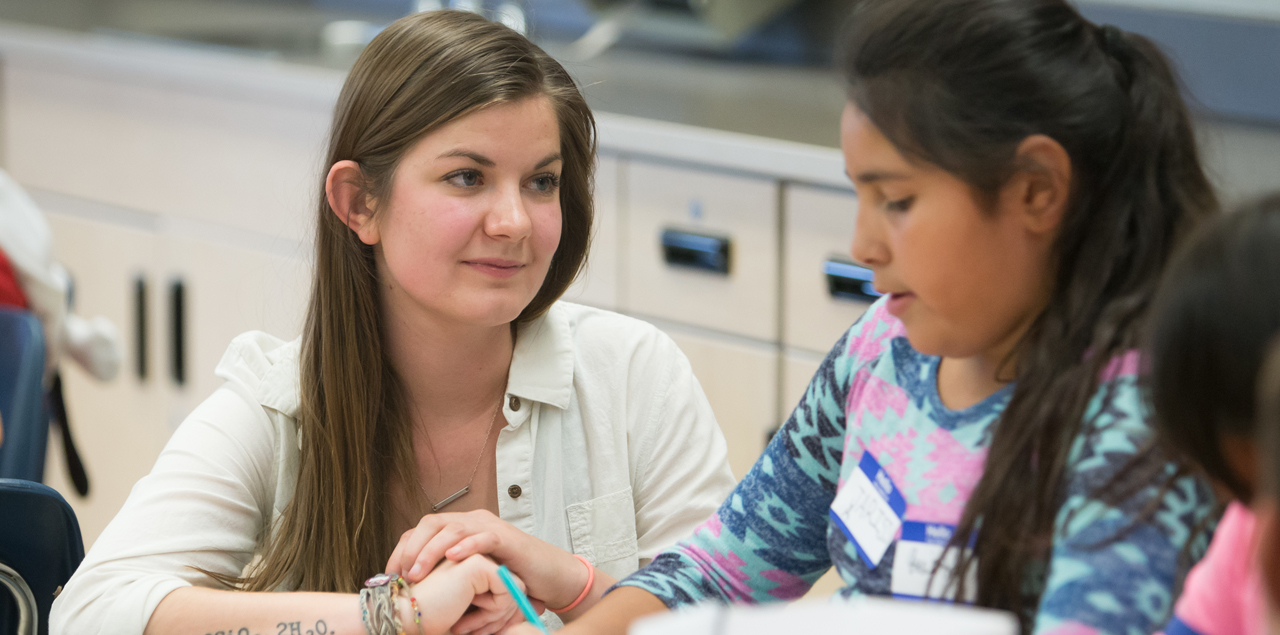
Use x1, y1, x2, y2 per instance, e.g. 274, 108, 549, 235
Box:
1005, 134, 1072, 236
326, 160, 381, 246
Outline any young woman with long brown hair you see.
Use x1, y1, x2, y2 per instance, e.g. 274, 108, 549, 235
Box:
523, 0, 1222, 633
51, 11, 734, 635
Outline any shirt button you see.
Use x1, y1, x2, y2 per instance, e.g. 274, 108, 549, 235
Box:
509, 396, 521, 411
508, 485, 522, 499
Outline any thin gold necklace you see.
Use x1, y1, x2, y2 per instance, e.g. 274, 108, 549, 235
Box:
426, 399, 502, 513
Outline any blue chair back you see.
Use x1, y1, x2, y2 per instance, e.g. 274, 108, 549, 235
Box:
0, 479, 84, 635
0, 308, 47, 482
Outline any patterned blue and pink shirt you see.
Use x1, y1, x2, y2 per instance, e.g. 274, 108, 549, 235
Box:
618, 298, 1217, 634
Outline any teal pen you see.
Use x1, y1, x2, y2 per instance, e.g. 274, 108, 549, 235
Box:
497, 565, 550, 635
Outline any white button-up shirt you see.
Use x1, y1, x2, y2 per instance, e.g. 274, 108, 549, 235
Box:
52, 301, 736, 634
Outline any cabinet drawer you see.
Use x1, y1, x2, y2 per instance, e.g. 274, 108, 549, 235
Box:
623, 161, 779, 340
563, 154, 620, 310
663, 327, 778, 481
783, 184, 872, 353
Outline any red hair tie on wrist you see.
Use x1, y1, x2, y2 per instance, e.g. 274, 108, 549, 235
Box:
550, 555, 595, 614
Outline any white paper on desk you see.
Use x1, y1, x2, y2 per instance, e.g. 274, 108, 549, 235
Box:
629, 596, 1018, 635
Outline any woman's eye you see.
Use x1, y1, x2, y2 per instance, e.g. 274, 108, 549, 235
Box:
884, 196, 915, 213
529, 174, 560, 194
446, 170, 482, 188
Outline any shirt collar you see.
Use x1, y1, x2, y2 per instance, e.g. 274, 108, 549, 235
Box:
506, 302, 574, 412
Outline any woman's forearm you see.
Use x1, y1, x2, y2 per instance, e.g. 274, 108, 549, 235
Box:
555, 586, 667, 635
146, 555, 515, 635
146, 587, 389, 635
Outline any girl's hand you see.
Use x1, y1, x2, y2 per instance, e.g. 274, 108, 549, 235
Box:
387, 510, 589, 611
408, 554, 522, 635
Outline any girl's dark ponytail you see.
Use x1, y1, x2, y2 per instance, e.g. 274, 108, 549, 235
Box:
839, 0, 1218, 627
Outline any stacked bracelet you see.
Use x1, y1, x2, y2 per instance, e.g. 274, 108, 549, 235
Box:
550, 555, 595, 614
360, 573, 407, 635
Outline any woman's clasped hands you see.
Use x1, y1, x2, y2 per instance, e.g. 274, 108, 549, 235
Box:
401, 553, 526, 635
388, 510, 597, 633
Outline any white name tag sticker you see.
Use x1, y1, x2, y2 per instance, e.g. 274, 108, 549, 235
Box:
829, 452, 906, 569
890, 521, 977, 602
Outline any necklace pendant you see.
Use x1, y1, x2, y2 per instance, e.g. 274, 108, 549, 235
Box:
432, 485, 470, 513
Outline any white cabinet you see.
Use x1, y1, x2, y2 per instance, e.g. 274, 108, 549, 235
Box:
623, 161, 779, 341
661, 325, 777, 480
33, 194, 311, 547
783, 184, 871, 354
39, 211, 169, 547
562, 154, 620, 310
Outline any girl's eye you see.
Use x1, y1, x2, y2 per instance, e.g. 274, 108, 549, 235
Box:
529, 174, 561, 194
885, 196, 915, 213
446, 170, 482, 188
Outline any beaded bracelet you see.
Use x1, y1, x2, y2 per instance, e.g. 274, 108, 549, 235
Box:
550, 555, 595, 614
408, 595, 425, 635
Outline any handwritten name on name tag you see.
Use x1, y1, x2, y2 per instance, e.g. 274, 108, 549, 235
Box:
829, 452, 906, 569
890, 521, 977, 602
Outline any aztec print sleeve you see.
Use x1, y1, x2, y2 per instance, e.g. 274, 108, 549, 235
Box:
1031, 358, 1218, 635
615, 307, 891, 606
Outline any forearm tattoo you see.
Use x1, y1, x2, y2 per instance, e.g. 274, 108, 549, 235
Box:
203, 620, 333, 635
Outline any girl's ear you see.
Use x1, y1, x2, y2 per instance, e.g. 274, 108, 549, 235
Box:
326, 160, 381, 246
1007, 134, 1072, 236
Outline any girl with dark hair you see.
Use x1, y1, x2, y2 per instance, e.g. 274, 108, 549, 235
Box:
538, 0, 1221, 633
50, 10, 735, 635
1146, 194, 1280, 635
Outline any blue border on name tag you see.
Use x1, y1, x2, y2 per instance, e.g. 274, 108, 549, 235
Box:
860, 453, 911, 517
900, 521, 952, 545
860, 452, 907, 517
1164, 617, 1205, 635
829, 452, 907, 570
899, 521, 976, 547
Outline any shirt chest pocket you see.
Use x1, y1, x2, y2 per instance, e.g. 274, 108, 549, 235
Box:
566, 487, 639, 571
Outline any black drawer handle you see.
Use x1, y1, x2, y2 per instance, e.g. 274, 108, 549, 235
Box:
169, 278, 186, 386
134, 275, 148, 381
661, 229, 731, 275
824, 259, 881, 302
